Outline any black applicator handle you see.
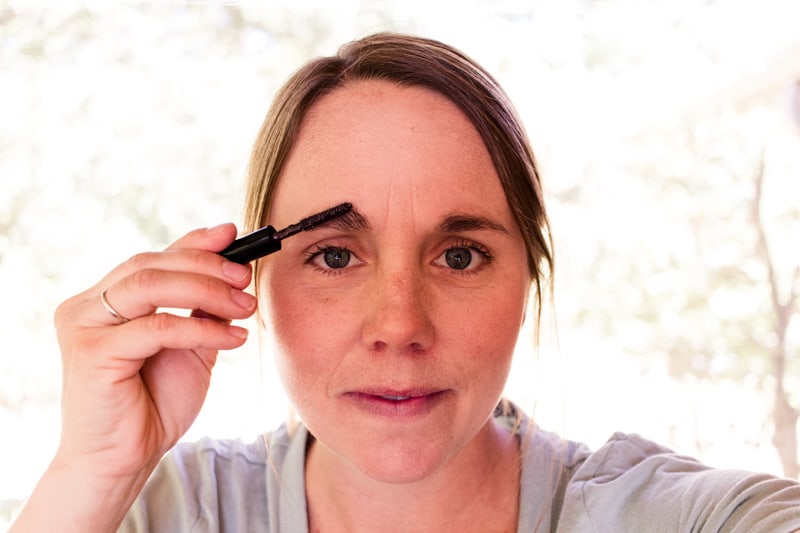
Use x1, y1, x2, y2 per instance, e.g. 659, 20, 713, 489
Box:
218, 225, 281, 264
219, 202, 353, 264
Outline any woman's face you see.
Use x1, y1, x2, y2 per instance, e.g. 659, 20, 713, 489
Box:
259, 80, 531, 483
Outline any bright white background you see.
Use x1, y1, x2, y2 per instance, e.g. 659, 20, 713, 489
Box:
2, 0, 799, 526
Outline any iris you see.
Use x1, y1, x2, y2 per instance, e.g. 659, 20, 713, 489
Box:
323, 248, 351, 269
444, 248, 472, 270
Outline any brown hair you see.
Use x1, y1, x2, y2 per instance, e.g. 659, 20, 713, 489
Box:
244, 32, 553, 313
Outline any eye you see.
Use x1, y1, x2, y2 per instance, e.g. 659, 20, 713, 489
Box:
444, 247, 472, 269
305, 245, 358, 271
322, 248, 350, 269
434, 242, 492, 272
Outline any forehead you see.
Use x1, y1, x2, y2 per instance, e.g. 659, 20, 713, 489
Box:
270, 80, 511, 228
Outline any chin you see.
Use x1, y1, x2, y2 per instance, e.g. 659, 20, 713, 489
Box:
354, 448, 443, 485
348, 438, 453, 484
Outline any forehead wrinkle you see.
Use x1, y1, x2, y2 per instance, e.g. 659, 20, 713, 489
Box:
313, 209, 511, 237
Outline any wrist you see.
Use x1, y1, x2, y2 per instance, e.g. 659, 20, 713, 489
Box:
10, 457, 155, 533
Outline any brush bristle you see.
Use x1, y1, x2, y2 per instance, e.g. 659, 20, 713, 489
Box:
298, 202, 353, 231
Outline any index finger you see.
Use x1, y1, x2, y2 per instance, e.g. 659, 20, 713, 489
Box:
167, 223, 239, 253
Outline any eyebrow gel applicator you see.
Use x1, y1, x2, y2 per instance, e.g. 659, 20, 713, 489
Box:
219, 202, 353, 264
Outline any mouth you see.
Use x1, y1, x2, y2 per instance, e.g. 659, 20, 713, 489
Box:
377, 395, 414, 401
344, 389, 449, 418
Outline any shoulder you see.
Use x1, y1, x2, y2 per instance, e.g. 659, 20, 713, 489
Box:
498, 404, 592, 531
168, 433, 271, 479
120, 424, 308, 533
560, 432, 800, 532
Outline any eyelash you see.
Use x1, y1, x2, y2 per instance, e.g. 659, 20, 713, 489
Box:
304, 245, 357, 275
304, 240, 494, 275
443, 239, 494, 274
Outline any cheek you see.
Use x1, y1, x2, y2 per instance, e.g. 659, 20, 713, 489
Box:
261, 270, 357, 389
449, 283, 528, 369
260, 271, 314, 388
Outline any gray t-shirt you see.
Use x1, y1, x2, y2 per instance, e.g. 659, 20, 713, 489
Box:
120, 409, 800, 532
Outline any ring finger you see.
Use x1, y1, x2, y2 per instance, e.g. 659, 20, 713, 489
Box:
88, 269, 256, 327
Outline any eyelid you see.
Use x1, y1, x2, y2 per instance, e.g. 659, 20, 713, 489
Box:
301, 234, 361, 260
446, 237, 492, 258
432, 238, 494, 274
303, 244, 350, 264
304, 243, 364, 273
458, 237, 490, 253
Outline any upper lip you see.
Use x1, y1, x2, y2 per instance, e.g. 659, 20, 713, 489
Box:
346, 387, 447, 398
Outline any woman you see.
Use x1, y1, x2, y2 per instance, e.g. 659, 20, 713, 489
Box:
11, 33, 800, 532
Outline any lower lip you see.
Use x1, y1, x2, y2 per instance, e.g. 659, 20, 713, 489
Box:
344, 391, 449, 418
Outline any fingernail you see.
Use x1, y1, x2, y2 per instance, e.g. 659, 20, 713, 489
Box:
222, 261, 250, 282
207, 223, 229, 235
231, 289, 256, 310
229, 325, 249, 339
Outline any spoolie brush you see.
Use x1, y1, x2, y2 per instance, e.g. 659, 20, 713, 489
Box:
219, 202, 353, 264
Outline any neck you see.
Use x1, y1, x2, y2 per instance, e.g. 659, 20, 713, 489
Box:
305, 419, 520, 533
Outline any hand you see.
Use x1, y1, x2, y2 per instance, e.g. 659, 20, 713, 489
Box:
52, 223, 256, 479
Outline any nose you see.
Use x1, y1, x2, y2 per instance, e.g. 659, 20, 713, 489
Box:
361, 264, 435, 354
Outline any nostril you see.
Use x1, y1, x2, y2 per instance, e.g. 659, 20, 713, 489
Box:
370, 340, 429, 356
372, 341, 388, 352
409, 342, 426, 353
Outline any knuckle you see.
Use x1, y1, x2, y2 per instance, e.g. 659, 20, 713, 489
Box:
149, 312, 176, 335
53, 298, 72, 328
184, 248, 211, 270
129, 268, 162, 292
54, 293, 85, 329
199, 275, 222, 297
68, 329, 104, 360
126, 251, 157, 271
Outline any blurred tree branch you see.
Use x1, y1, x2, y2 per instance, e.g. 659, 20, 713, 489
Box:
752, 149, 799, 478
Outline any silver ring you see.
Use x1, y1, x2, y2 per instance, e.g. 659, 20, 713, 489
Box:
100, 288, 130, 324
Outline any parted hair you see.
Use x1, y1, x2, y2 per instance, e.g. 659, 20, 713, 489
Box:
244, 32, 553, 312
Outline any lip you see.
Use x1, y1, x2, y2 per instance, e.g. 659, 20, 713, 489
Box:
343, 389, 449, 418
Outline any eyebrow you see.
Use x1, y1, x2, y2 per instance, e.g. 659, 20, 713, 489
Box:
315, 206, 371, 232
312, 206, 509, 235
436, 213, 510, 235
